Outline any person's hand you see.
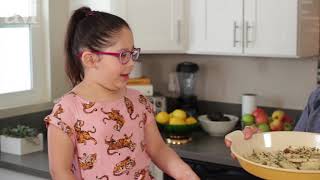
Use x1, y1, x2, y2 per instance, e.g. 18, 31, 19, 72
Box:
224, 126, 259, 159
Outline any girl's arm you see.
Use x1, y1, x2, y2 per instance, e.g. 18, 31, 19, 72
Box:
145, 122, 199, 180
48, 125, 76, 180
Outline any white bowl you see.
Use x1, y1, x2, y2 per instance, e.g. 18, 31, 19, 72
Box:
198, 114, 239, 136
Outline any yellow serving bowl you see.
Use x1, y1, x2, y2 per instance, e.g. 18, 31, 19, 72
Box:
225, 130, 320, 180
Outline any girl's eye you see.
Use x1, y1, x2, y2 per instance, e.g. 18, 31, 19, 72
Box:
120, 51, 131, 59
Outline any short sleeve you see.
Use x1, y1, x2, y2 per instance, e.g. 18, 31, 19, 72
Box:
44, 100, 76, 145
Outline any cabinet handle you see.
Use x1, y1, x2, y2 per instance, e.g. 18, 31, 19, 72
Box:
177, 20, 181, 44
233, 21, 240, 47
245, 21, 253, 48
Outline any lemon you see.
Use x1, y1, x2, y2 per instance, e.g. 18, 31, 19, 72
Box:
169, 117, 186, 125
155, 112, 170, 124
185, 117, 197, 125
171, 109, 187, 120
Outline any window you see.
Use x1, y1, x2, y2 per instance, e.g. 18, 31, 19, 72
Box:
0, 0, 50, 109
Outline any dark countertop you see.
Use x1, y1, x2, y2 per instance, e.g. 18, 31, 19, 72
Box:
169, 132, 239, 167
0, 132, 239, 178
0, 150, 50, 178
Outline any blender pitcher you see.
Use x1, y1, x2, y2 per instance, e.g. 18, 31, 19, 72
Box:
176, 62, 199, 116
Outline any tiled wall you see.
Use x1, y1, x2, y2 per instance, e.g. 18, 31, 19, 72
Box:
142, 54, 318, 110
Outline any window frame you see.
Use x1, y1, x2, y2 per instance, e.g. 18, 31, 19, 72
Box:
0, 0, 51, 111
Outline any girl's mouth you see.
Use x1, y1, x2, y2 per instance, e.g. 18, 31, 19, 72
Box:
120, 73, 130, 80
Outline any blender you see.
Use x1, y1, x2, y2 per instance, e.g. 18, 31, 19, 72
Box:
165, 62, 199, 145
176, 62, 199, 117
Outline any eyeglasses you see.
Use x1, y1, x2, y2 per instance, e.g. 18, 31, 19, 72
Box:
90, 48, 141, 65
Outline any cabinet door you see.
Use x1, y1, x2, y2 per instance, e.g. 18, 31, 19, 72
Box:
125, 0, 185, 53
244, 0, 298, 57
188, 0, 243, 54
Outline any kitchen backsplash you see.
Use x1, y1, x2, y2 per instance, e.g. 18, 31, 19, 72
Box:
142, 54, 318, 110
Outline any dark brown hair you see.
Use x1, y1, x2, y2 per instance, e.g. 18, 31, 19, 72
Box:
65, 7, 130, 87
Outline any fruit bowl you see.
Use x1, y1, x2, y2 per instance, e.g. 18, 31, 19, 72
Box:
156, 122, 199, 136
155, 109, 199, 144
225, 130, 320, 180
156, 122, 199, 145
198, 114, 239, 136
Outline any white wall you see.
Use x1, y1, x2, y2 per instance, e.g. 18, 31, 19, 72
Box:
49, 0, 72, 100
142, 54, 318, 110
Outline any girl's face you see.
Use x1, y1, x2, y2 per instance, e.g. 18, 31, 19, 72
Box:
89, 27, 136, 91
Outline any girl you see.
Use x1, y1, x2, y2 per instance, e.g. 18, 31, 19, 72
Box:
45, 7, 199, 180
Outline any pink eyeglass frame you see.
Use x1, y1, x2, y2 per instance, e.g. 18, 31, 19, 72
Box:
78, 48, 141, 64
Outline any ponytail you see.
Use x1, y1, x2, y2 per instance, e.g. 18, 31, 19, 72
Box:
64, 7, 91, 87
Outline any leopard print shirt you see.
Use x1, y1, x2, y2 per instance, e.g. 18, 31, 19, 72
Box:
45, 88, 155, 180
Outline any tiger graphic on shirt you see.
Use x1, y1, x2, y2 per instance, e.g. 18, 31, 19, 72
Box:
74, 119, 97, 145
113, 156, 136, 176
105, 133, 136, 155
139, 112, 147, 128
96, 175, 109, 179
82, 101, 98, 114
138, 95, 153, 114
57, 121, 73, 136
101, 108, 125, 131
53, 104, 64, 120
140, 141, 146, 152
79, 153, 97, 170
124, 96, 139, 120
134, 168, 148, 180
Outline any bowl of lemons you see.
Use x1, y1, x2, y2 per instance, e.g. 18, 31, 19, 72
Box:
155, 109, 199, 137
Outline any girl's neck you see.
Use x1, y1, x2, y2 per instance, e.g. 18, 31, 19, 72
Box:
72, 80, 126, 102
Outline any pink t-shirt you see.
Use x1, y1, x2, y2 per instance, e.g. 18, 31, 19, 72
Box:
44, 88, 155, 180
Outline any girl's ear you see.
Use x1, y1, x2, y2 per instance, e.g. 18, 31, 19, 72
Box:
81, 51, 99, 68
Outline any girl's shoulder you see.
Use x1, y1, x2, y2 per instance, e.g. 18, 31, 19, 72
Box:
53, 91, 79, 108
126, 88, 151, 102
54, 88, 149, 108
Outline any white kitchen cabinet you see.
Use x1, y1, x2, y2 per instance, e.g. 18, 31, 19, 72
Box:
188, 0, 320, 57
123, 0, 186, 53
69, 0, 186, 53
188, 0, 243, 55
69, 0, 319, 57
